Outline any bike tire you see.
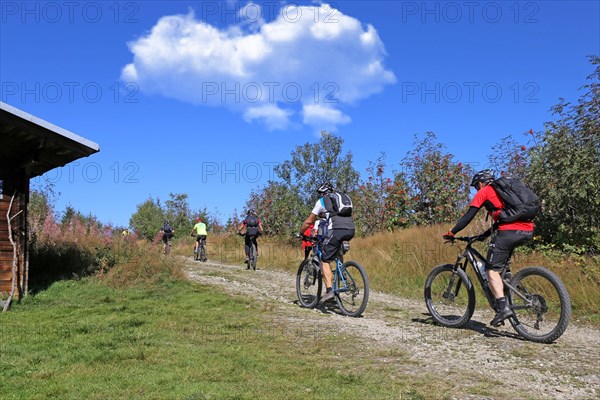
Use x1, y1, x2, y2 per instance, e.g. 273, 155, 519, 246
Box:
200, 244, 207, 262
165, 241, 171, 255
508, 266, 571, 343
424, 264, 475, 328
250, 243, 257, 270
296, 258, 322, 308
335, 261, 369, 317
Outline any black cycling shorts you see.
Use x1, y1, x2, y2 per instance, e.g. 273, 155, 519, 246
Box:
322, 229, 355, 262
486, 230, 533, 271
196, 235, 207, 243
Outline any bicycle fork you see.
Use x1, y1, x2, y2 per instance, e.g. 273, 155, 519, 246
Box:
445, 259, 467, 301
334, 262, 357, 299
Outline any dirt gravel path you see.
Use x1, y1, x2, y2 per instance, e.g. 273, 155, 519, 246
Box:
184, 257, 599, 400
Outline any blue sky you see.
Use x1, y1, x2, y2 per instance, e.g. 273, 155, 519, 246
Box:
1, 1, 598, 228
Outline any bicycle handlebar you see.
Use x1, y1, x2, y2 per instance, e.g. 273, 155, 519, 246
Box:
447, 234, 487, 244
297, 233, 318, 242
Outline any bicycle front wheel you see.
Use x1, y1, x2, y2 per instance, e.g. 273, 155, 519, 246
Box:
424, 264, 475, 328
335, 261, 369, 317
508, 266, 571, 343
296, 258, 322, 308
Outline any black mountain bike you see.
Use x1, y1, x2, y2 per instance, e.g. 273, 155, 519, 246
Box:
296, 234, 369, 317
194, 236, 207, 262
247, 235, 257, 270
238, 232, 258, 270
424, 234, 571, 343
162, 232, 173, 255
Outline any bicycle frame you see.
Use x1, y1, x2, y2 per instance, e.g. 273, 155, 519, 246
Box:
453, 241, 497, 309
306, 236, 349, 294
453, 238, 527, 310
196, 236, 207, 260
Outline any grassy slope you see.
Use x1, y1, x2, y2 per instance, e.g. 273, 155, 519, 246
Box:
1, 278, 428, 400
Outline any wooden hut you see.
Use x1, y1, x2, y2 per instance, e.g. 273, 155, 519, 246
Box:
0, 102, 99, 309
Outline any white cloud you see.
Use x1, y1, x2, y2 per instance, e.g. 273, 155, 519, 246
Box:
122, 3, 395, 131
243, 104, 293, 131
303, 104, 351, 132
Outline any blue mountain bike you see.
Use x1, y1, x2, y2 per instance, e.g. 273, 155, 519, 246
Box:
296, 235, 369, 317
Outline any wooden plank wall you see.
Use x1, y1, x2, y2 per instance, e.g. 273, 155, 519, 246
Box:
0, 177, 26, 299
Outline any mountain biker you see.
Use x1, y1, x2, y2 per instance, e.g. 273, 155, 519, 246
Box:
160, 220, 175, 252
443, 169, 534, 326
238, 209, 264, 267
299, 182, 355, 303
190, 217, 208, 259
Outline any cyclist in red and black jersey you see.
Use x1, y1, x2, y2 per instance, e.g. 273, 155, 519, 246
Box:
443, 169, 534, 326
237, 209, 264, 265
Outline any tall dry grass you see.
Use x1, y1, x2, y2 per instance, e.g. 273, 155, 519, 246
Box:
101, 239, 186, 288
29, 211, 185, 291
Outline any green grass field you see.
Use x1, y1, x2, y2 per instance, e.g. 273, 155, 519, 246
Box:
1, 277, 430, 400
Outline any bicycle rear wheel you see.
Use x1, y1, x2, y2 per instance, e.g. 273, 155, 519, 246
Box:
335, 261, 369, 317
250, 243, 257, 270
200, 243, 207, 262
508, 266, 571, 343
424, 264, 475, 328
296, 258, 322, 308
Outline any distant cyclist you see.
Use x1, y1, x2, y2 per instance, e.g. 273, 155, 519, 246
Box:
190, 217, 208, 260
160, 220, 174, 253
238, 209, 264, 266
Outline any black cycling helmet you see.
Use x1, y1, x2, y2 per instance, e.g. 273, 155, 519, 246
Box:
470, 169, 495, 188
247, 208, 255, 215
316, 182, 334, 195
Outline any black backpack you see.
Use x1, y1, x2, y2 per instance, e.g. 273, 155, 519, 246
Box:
246, 214, 259, 227
245, 214, 259, 236
162, 222, 173, 235
324, 192, 353, 217
491, 177, 540, 223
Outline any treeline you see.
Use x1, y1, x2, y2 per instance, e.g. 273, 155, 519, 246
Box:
127, 193, 234, 241
242, 56, 599, 253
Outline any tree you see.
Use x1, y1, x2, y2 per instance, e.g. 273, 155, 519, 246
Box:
245, 182, 307, 236
245, 132, 359, 237
352, 153, 400, 235
402, 132, 472, 225
383, 171, 412, 231
275, 131, 360, 204
526, 56, 600, 251
488, 135, 530, 180
129, 197, 165, 241
165, 193, 193, 234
